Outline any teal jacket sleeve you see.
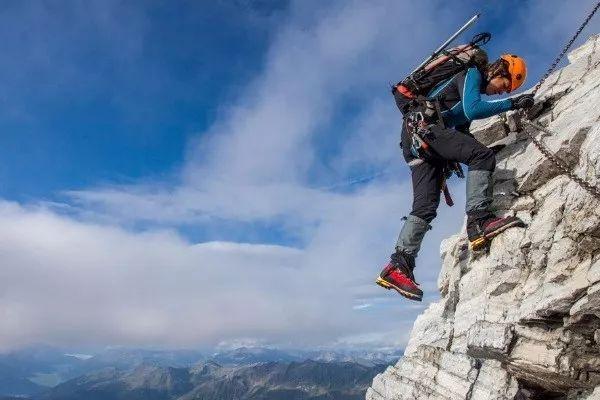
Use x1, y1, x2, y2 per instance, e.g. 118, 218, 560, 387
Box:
458, 68, 512, 121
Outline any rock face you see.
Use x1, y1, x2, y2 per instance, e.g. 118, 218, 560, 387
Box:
367, 35, 600, 400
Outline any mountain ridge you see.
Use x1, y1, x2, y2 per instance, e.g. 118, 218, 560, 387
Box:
0, 346, 399, 398
37, 359, 386, 400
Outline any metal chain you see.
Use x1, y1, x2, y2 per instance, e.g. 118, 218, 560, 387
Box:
522, 119, 600, 199
520, 1, 600, 201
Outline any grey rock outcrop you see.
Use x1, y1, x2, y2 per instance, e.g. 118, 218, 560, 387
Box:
368, 35, 600, 400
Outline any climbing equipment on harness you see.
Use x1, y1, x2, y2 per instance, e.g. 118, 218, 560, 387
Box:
501, 54, 527, 92
406, 112, 435, 159
519, 0, 600, 201
405, 111, 464, 206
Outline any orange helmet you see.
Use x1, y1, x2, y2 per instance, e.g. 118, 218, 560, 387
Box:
501, 54, 527, 92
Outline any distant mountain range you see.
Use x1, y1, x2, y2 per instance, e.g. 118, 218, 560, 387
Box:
209, 347, 402, 368
37, 360, 386, 400
0, 346, 401, 399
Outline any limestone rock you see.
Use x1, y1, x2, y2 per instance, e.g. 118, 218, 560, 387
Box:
367, 35, 600, 400
471, 115, 508, 146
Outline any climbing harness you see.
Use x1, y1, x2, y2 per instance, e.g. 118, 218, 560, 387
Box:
404, 110, 464, 206
519, 0, 600, 201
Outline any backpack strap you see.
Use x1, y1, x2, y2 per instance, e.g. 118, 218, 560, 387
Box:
441, 179, 454, 207
432, 98, 446, 129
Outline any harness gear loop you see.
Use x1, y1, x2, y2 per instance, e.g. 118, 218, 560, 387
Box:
518, 0, 600, 201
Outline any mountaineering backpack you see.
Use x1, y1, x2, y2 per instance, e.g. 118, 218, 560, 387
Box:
393, 33, 491, 115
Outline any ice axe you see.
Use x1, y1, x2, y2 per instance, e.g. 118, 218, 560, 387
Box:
409, 14, 490, 77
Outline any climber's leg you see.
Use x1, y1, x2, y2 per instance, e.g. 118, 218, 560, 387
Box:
425, 126, 525, 249
377, 129, 444, 301
397, 159, 443, 253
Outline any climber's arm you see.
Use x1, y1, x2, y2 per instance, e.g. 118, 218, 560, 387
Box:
458, 68, 512, 121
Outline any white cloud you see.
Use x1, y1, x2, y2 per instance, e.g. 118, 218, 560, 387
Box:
0, 201, 303, 350
0, 186, 433, 351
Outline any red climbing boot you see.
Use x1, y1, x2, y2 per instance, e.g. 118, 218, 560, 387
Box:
376, 251, 423, 301
467, 212, 526, 250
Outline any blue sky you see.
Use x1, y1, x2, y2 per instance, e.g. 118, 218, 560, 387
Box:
1, 0, 599, 351
0, 1, 281, 200
0, 0, 579, 212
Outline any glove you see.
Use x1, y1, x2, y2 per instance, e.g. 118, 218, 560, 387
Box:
510, 94, 535, 110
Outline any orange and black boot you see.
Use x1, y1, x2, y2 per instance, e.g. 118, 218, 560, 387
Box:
467, 212, 526, 250
376, 251, 423, 301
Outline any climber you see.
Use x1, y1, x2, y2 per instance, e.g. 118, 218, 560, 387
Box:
377, 54, 535, 301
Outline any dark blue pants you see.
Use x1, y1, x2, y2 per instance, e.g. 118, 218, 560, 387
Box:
400, 124, 496, 223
